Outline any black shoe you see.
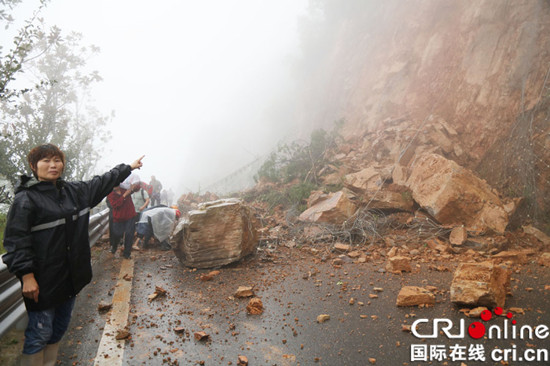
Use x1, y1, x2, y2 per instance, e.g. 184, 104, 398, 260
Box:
160, 241, 172, 251
110, 247, 116, 254
123, 254, 131, 259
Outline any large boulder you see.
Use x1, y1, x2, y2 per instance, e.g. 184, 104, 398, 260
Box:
173, 198, 259, 268
299, 191, 357, 225
450, 261, 510, 308
406, 153, 509, 233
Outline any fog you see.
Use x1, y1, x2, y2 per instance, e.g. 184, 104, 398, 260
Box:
16, 0, 310, 197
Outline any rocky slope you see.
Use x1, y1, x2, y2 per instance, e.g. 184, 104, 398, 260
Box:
295, 0, 550, 229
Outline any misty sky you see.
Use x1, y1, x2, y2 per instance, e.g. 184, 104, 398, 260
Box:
10, 0, 310, 197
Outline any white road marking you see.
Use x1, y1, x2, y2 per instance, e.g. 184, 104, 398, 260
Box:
93, 258, 134, 366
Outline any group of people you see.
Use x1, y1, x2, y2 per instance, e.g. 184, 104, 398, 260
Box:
1, 143, 180, 365
107, 174, 180, 258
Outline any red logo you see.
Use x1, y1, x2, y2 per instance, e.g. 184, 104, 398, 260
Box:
467, 307, 515, 339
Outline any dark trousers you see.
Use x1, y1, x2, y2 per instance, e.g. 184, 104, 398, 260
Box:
111, 217, 135, 258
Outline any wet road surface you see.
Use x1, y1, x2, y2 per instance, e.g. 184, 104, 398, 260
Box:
3, 240, 549, 365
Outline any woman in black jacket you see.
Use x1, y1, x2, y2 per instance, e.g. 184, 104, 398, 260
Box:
2, 144, 144, 365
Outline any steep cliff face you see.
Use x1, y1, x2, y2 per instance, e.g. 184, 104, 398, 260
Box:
298, 0, 550, 228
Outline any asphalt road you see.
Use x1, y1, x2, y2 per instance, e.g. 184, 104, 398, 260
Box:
2, 240, 549, 366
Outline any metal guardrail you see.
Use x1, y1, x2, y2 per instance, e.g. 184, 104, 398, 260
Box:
0, 208, 110, 339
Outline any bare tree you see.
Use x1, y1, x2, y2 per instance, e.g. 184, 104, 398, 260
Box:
0, 30, 111, 193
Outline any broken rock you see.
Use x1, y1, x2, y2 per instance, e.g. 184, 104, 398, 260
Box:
450, 226, 467, 245
194, 331, 210, 341
492, 250, 529, 265
298, 191, 356, 225
333, 243, 351, 253
386, 256, 412, 273
237, 355, 249, 366
344, 166, 383, 192
467, 307, 488, 318
317, 314, 330, 323
396, 286, 435, 307
235, 286, 255, 298
523, 225, 550, 245
173, 198, 259, 269
450, 262, 510, 308
246, 298, 264, 315
97, 302, 112, 312
537, 253, 550, 267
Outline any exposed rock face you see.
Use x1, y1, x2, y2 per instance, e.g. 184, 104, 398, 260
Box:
407, 153, 509, 233
450, 262, 510, 308
299, 191, 356, 225
343, 166, 414, 211
299, 1, 550, 170
396, 286, 435, 307
173, 199, 259, 268
294, 1, 550, 225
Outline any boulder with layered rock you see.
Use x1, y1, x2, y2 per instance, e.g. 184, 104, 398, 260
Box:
299, 191, 357, 225
173, 198, 259, 268
406, 153, 509, 234
450, 261, 510, 308
344, 166, 387, 192
344, 166, 414, 211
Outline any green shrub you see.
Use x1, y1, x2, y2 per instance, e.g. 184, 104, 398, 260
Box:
255, 126, 340, 185
259, 182, 317, 213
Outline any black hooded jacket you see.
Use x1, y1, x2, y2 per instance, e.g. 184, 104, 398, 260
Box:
2, 163, 131, 311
